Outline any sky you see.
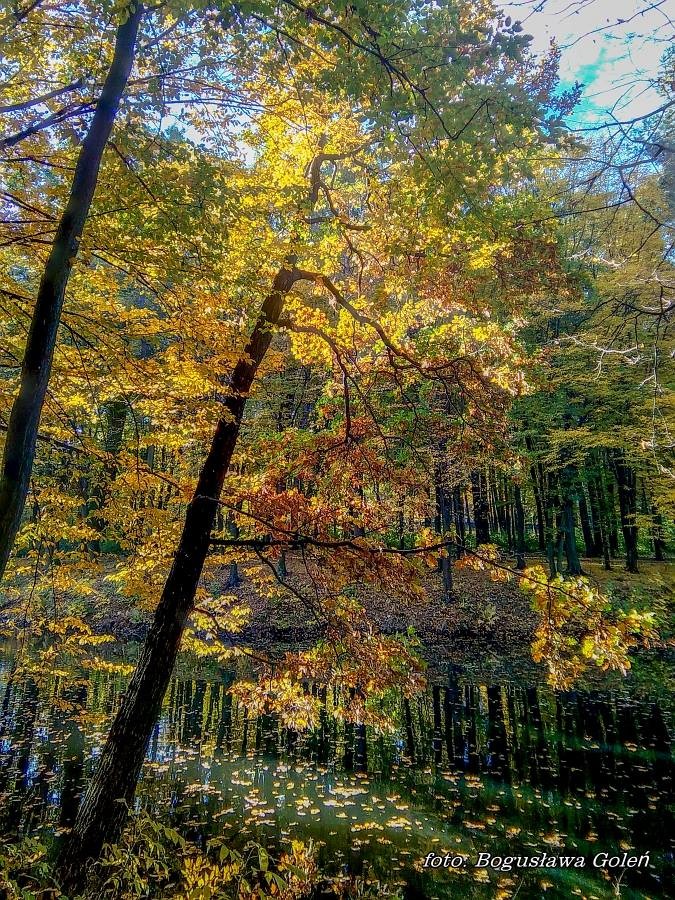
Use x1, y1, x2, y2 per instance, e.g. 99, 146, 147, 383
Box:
502, 0, 673, 125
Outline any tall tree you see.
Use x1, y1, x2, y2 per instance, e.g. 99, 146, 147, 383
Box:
53, 1, 569, 882
0, 3, 143, 581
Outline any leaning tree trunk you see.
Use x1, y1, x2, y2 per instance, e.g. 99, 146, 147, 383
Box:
0, 4, 143, 584
57, 262, 303, 891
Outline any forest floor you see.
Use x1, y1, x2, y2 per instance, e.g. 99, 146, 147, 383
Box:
233, 561, 537, 670
47, 552, 672, 679
199, 554, 674, 680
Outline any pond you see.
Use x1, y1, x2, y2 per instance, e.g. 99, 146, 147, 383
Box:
0, 643, 672, 899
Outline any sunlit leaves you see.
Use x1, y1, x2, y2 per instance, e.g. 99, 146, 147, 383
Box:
520, 565, 657, 689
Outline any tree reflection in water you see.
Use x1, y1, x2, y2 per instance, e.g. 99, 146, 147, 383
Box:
0, 645, 671, 898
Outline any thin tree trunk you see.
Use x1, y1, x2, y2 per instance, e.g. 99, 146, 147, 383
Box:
544, 486, 557, 577
651, 505, 666, 561
57, 261, 304, 890
453, 485, 465, 555
598, 493, 612, 571
577, 488, 595, 558
492, 472, 507, 536
470, 470, 490, 545
464, 491, 473, 538
611, 451, 639, 573
513, 483, 526, 570
604, 469, 619, 557
0, 4, 143, 583
88, 398, 128, 548
503, 477, 514, 551
435, 482, 453, 597
561, 497, 582, 575
530, 465, 546, 552
555, 509, 565, 574
487, 470, 497, 534
587, 476, 604, 556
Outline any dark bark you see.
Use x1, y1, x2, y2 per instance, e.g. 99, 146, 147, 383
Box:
561, 497, 582, 575
487, 471, 498, 535
587, 477, 604, 557
503, 477, 514, 552
513, 483, 526, 570
57, 262, 304, 890
0, 4, 143, 583
577, 488, 595, 557
452, 485, 465, 555
604, 472, 619, 556
435, 482, 453, 596
464, 491, 473, 537
529, 465, 547, 552
491, 471, 507, 536
611, 451, 639, 573
278, 549, 288, 578
470, 470, 490, 545
591, 466, 612, 569
555, 509, 565, 574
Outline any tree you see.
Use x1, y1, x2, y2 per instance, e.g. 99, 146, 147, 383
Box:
0, 2, 143, 582
51, 0, 570, 885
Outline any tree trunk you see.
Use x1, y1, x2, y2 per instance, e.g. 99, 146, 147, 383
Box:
544, 488, 557, 578
464, 491, 473, 538
530, 466, 547, 552
492, 472, 507, 536
470, 470, 490, 546
611, 451, 639, 573
577, 488, 595, 558
651, 505, 666, 561
513, 483, 526, 570
503, 477, 514, 552
88, 398, 128, 548
561, 497, 582, 575
524, 435, 546, 552
587, 477, 604, 557
591, 467, 612, 569
56, 262, 303, 891
555, 509, 565, 574
453, 486, 465, 556
0, 4, 143, 584
604, 471, 619, 556
435, 483, 453, 597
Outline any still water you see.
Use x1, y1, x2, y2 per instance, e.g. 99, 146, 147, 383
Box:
0, 644, 672, 898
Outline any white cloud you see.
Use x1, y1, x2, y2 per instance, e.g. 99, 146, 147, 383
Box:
502, 0, 673, 122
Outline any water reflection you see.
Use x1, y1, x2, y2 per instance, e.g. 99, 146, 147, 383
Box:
0, 645, 671, 898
